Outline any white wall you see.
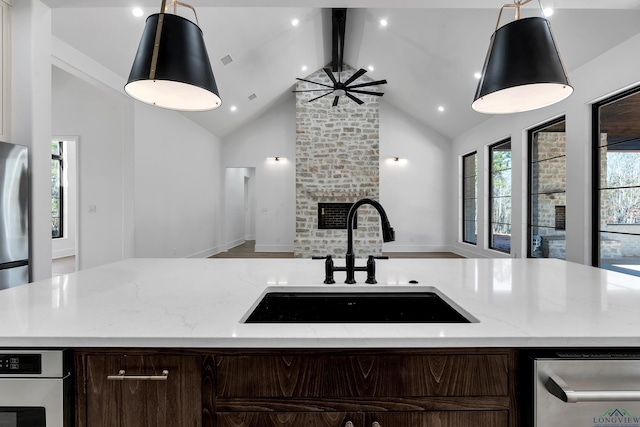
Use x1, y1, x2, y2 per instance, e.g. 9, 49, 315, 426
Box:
222, 97, 454, 254
51, 66, 130, 269
450, 32, 640, 264
134, 102, 223, 258
222, 99, 296, 252
379, 102, 453, 252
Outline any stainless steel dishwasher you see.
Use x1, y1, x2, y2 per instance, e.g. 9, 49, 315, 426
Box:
535, 352, 640, 427
0, 350, 71, 427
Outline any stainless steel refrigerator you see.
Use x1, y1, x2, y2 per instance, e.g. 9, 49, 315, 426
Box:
0, 141, 29, 290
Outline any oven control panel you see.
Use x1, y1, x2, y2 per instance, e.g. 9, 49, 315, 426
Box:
0, 354, 41, 374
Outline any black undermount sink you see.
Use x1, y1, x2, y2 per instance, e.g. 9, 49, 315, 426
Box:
243, 287, 477, 323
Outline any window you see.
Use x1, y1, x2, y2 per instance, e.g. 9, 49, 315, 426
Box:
462, 152, 477, 245
593, 87, 640, 276
489, 139, 511, 253
51, 141, 64, 239
528, 117, 566, 259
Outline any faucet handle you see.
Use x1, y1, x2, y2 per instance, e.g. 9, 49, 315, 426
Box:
312, 255, 336, 284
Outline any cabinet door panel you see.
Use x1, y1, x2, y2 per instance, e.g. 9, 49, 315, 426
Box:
86, 354, 201, 427
216, 354, 508, 397
369, 411, 508, 427
217, 412, 360, 427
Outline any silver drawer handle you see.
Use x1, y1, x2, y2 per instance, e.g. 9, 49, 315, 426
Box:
546, 375, 640, 403
107, 369, 169, 381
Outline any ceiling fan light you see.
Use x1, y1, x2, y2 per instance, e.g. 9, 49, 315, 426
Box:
125, 12, 222, 111
472, 16, 573, 114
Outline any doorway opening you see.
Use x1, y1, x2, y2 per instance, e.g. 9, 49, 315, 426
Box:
224, 167, 256, 251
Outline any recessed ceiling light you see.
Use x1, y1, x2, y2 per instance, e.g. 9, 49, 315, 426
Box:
132, 7, 144, 17
380, 19, 388, 27
474, 72, 482, 79
230, 105, 237, 112
438, 106, 445, 112
368, 65, 375, 71
301, 65, 308, 72
292, 18, 299, 26
543, 8, 554, 17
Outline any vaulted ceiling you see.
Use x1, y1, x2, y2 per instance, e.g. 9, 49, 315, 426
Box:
43, 0, 640, 140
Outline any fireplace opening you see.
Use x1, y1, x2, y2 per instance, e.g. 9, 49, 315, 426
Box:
318, 203, 357, 230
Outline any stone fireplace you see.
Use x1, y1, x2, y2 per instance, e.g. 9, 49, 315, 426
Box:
294, 66, 382, 258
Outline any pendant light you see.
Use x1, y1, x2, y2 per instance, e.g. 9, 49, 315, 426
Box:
125, 0, 222, 111
472, 0, 573, 114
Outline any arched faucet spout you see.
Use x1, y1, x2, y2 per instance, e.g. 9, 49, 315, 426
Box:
345, 198, 395, 284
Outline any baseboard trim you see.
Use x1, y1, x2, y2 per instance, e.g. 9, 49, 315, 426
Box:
188, 245, 226, 259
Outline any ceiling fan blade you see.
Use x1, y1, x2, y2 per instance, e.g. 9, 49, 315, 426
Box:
348, 79, 388, 89
345, 92, 364, 105
323, 68, 338, 86
308, 92, 335, 102
333, 96, 340, 107
343, 68, 367, 86
295, 78, 334, 89
292, 89, 335, 93
348, 89, 385, 97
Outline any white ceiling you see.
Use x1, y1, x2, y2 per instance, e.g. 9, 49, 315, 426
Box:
43, 0, 640, 139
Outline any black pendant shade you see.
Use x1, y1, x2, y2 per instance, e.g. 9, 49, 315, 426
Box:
472, 16, 573, 114
125, 13, 222, 111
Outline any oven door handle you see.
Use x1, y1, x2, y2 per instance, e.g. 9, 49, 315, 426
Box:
546, 375, 640, 403
107, 369, 169, 381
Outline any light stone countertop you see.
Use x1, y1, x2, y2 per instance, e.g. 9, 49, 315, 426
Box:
1, 257, 639, 348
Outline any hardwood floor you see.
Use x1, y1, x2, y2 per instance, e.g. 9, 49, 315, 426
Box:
210, 241, 463, 259
52, 256, 76, 276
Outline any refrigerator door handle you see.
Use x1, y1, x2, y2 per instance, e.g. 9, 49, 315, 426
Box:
546, 375, 640, 403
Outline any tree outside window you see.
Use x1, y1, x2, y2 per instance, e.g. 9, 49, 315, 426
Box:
489, 139, 511, 253
52, 141, 64, 239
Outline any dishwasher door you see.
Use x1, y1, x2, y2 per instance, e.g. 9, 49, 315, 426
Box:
535, 357, 640, 427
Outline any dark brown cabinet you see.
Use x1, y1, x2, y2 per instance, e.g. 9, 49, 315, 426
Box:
218, 412, 360, 427
213, 350, 517, 427
75, 352, 202, 427
75, 349, 518, 427
368, 411, 509, 427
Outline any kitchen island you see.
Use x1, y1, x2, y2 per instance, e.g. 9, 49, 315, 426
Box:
4, 257, 640, 427
0, 257, 638, 348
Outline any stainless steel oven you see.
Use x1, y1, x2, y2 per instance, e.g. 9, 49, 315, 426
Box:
534, 352, 640, 427
0, 350, 71, 427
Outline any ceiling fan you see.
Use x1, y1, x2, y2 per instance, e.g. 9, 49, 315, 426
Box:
292, 9, 388, 107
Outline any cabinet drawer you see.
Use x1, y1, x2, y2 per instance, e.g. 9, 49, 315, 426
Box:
217, 412, 359, 427
369, 411, 508, 427
84, 354, 202, 427
216, 354, 508, 398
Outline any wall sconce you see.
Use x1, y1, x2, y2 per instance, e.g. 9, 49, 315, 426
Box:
125, 0, 222, 111
267, 157, 286, 162
386, 157, 407, 165
472, 0, 573, 114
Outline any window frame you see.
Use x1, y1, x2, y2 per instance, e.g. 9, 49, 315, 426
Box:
488, 138, 512, 254
527, 116, 566, 259
462, 151, 478, 245
592, 85, 640, 268
52, 141, 64, 239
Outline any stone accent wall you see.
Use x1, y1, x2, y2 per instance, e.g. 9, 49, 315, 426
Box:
294, 66, 382, 258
